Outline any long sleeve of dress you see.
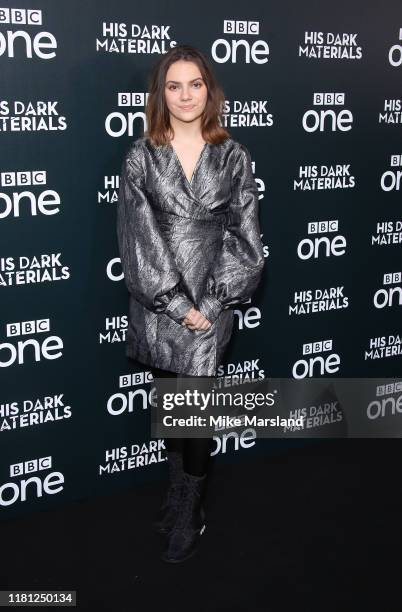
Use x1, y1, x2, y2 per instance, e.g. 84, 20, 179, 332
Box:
116, 145, 194, 325
197, 144, 265, 324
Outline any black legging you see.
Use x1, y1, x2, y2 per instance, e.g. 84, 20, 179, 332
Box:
150, 365, 213, 477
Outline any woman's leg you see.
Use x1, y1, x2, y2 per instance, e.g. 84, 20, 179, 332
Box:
160, 373, 210, 562
183, 437, 212, 476
150, 365, 185, 535
160, 373, 217, 562
181, 374, 214, 476
150, 365, 183, 454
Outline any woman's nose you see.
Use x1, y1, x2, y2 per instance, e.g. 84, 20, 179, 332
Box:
181, 89, 192, 100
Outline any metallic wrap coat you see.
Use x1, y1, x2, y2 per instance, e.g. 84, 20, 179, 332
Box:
116, 135, 265, 376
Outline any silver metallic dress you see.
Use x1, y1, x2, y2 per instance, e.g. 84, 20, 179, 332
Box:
116, 135, 265, 376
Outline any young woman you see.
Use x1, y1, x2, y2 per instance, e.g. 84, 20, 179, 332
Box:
116, 45, 265, 563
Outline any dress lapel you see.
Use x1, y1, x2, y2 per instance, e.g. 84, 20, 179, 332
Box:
169, 142, 209, 194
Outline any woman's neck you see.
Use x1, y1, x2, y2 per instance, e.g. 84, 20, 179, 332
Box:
168, 118, 204, 144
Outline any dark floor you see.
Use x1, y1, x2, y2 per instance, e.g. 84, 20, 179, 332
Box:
1, 440, 400, 611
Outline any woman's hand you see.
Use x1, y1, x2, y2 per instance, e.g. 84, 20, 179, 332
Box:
182, 306, 212, 331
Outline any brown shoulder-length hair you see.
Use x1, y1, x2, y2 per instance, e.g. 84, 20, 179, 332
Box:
144, 45, 231, 147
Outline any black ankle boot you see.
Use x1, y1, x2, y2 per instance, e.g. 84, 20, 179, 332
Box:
160, 471, 207, 563
153, 451, 184, 535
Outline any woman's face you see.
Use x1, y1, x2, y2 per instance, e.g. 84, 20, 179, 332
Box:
164, 59, 208, 125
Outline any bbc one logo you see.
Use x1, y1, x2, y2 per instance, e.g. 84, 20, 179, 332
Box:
0, 456, 64, 507
0, 8, 57, 59
303, 93, 353, 132
106, 92, 148, 138
212, 20, 269, 65
297, 220, 346, 260
380, 154, 402, 192
389, 28, 402, 67
0, 318, 63, 368
0, 170, 61, 220
292, 339, 340, 379
373, 272, 402, 309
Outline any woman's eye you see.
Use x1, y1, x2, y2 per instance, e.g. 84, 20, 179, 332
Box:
167, 82, 202, 90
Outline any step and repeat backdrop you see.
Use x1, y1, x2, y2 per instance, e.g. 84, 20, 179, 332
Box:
0, 0, 401, 519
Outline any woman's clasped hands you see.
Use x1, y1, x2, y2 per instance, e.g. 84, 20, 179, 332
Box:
182, 306, 212, 331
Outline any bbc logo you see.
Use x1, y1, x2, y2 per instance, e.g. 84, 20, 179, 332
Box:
383, 272, 401, 285
6, 319, 50, 337
390, 155, 402, 167
223, 21, 259, 35
10, 456, 52, 477
303, 340, 333, 355
308, 220, 339, 234
0, 8, 42, 25
119, 371, 154, 388
313, 93, 345, 106
1, 171, 47, 187
118, 93, 147, 107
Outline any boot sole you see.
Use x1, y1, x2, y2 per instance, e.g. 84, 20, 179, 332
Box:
155, 519, 206, 537
154, 526, 171, 535
160, 524, 206, 563
154, 506, 206, 536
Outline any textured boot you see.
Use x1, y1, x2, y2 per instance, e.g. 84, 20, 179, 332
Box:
153, 451, 184, 535
160, 471, 207, 563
